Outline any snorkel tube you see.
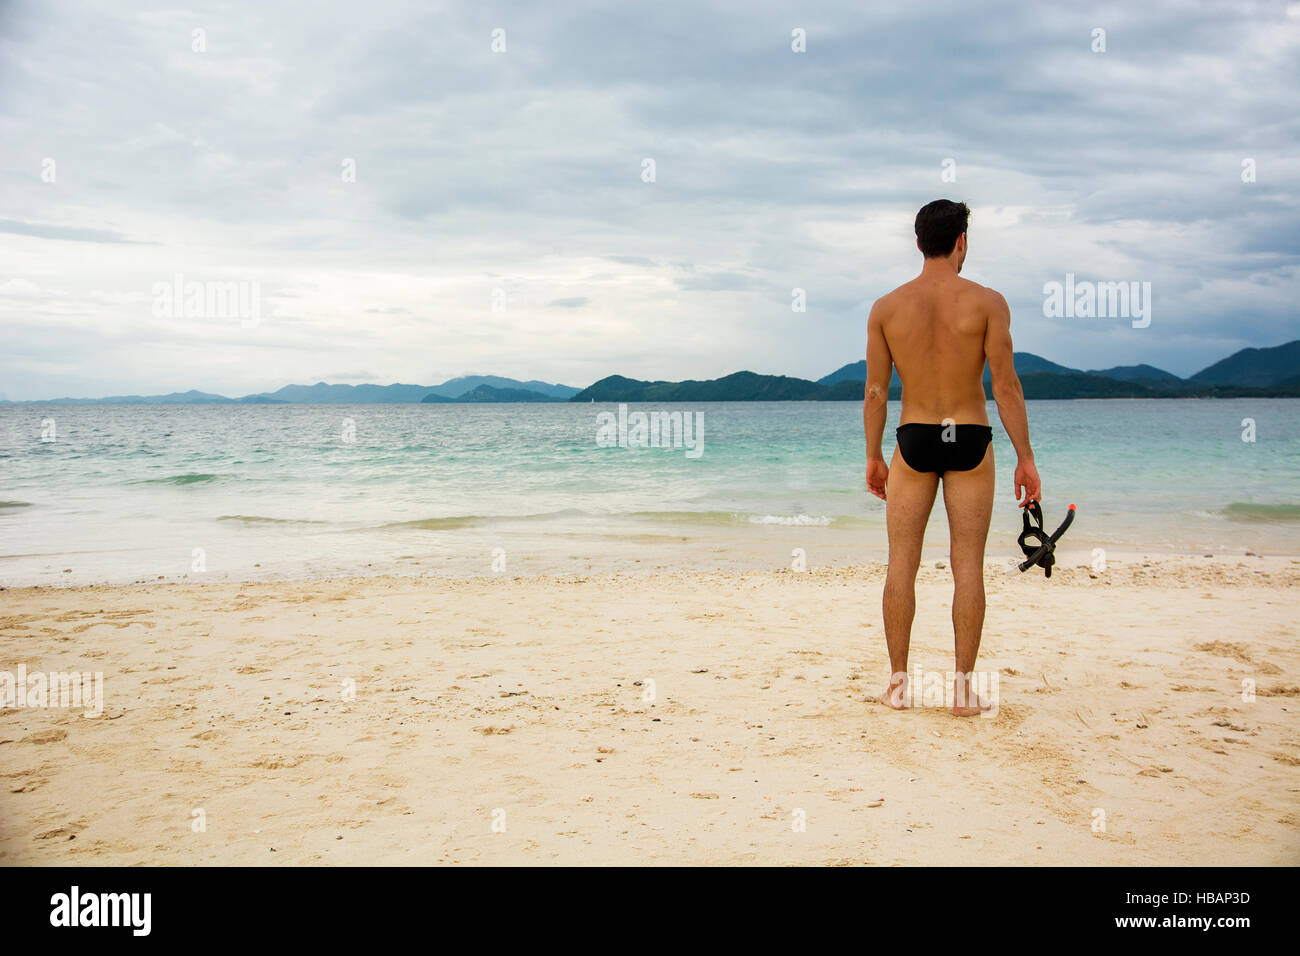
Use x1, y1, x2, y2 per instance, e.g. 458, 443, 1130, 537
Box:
1016, 501, 1076, 578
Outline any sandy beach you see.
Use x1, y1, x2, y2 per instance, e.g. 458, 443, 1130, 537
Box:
1, 553, 1297, 866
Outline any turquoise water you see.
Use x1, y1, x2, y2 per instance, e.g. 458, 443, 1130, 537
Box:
0, 400, 1296, 585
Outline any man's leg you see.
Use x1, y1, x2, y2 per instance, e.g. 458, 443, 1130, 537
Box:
880, 447, 939, 708
940, 444, 995, 715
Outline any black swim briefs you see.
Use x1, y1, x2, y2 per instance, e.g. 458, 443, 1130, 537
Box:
895, 423, 993, 475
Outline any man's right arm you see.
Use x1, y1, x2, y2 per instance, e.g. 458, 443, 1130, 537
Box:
863, 298, 892, 501
984, 290, 1042, 505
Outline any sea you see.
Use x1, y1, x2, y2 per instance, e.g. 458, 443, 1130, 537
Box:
1, 399, 1296, 586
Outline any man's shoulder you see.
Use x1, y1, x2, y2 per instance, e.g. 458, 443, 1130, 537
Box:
870, 279, 917, 313
873, 282, 907, 304
957, 276, 1006, 304
868, 286, 899, 323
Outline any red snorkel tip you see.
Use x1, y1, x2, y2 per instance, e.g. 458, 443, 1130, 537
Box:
1068, 503, 1077, 511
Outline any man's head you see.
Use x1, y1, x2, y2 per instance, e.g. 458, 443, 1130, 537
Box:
915, 199, 970, 270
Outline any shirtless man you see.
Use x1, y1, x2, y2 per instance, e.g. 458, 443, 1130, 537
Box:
863, 199, 1042, 716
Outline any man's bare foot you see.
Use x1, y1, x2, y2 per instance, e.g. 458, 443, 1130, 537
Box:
951, 681, 995, 717
877, 673, 908, 709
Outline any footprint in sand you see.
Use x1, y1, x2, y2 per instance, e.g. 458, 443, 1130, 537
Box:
1193, 641, 1255, 663
20, 729, 68, 745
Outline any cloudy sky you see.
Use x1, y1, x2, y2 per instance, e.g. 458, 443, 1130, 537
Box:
0, 0, 1297, 400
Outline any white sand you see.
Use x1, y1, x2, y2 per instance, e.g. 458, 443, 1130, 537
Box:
1, 554, 1297, 865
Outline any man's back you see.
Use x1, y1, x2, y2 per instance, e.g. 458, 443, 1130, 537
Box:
876, 273, 994, 426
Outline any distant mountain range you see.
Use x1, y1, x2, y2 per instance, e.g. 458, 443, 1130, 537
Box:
3, 376, 583, 405
4, 341, 1297, 404
576, 339, 1300, 402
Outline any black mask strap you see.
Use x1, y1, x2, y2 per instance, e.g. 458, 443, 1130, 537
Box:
1017, 502, 1076, 578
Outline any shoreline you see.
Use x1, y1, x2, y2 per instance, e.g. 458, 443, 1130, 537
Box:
3, 546, 1297, 592
2, 555, 1297, 865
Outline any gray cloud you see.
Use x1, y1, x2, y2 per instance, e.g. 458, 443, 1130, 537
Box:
0, 0, 1296, 400
0, 219, 141, 244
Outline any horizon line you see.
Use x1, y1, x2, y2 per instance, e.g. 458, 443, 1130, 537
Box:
3, 337, 1297, 404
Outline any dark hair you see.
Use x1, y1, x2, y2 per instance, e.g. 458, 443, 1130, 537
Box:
914, 200, 970, 258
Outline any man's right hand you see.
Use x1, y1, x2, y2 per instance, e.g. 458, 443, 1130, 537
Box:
1013, 458, 1041, 507
866, 458, 888, 501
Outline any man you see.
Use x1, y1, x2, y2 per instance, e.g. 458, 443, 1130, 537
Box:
863, 199, 1041, 716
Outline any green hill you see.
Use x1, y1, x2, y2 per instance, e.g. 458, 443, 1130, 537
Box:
1189, 340, 1300, 387
1085, 363, 1183, 386
439, 384, 561, 403
1008, 372, 1157, 399
424, 375, 581, 399
573, 371, 827, 403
